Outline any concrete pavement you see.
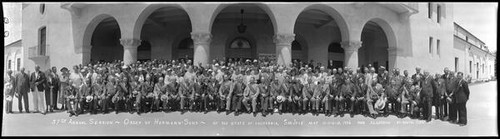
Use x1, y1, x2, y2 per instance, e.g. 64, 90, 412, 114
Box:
2, 81, 497, 136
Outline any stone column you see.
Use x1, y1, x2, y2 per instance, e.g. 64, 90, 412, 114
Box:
82, 45, 92, 65
120, 38, 141, 65
191, 32, 212, 66
341, 41, 362, 69
274, 33, 295, 67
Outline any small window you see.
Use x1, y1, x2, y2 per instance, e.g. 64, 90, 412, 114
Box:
455, 57, 459, 72
429, 37, 433, 54
328, 42, 344, 53
428, 3, 432, 19
436, 39, 440, 55
16, 58, 20, 71
40, 3, 45, 14
437, 5, 441, 23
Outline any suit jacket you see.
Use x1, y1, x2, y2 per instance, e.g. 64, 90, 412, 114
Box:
420, 76, 434, 98
30, 71, 46, 92
453, 79, 470, 103
14, 73, 30, 94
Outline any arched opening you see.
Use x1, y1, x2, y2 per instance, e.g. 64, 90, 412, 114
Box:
211, 4, 274, 61
138, 5, 192, 61
359, 21, 389, 72
90, 17, 122, 63
328, 42, 344, 68
293, 5, 347, 66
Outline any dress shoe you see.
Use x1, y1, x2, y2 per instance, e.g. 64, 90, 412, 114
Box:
458, 123, 467, 126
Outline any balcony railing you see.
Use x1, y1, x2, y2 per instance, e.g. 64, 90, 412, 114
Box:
28, 45, 49, 60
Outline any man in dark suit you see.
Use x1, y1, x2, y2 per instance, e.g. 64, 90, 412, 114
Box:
50, 67, 60, 110
15, 68, 31, 113
420, 71, 434, 122
443, 68, 458, 123
30, 65, 47, 114
453, 72, 470, 126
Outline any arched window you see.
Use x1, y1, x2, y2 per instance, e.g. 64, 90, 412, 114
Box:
230, 37, 251, 49
292, 40, 302, 51
328, 42, 344, 53
178, 38, 193, 50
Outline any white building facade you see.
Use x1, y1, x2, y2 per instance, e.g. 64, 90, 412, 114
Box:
19, 2, 495, 79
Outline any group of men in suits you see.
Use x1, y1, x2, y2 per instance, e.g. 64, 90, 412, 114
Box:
3, 59, 471, 126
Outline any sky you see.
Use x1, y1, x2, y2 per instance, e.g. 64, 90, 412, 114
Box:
2, 2, 498, 53
453, 3, 498, 53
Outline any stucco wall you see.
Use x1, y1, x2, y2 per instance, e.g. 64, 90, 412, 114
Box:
22, 3, 77, 73
19, 2, 495, 79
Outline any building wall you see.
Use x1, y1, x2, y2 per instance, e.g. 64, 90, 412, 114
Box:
4, 41, 23, 75
403, 2, 455, 74
22, 3, 76, 72
19, 2, 495, 79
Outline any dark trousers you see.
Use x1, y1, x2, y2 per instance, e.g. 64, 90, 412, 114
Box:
202, 94, 214, 110
386, 97, 400, 114
354, 98, 366, 114
456, 102, 467, 124
449, 102, 458, 121
17, 93, 29, 112
435, 96, 445, 119
5, 96, 13, 112
260, 96, 270, 111
422, 97, 433, 121
44, 89, 52, 106
52, 89, 58, 109
231, 95, 243, 111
